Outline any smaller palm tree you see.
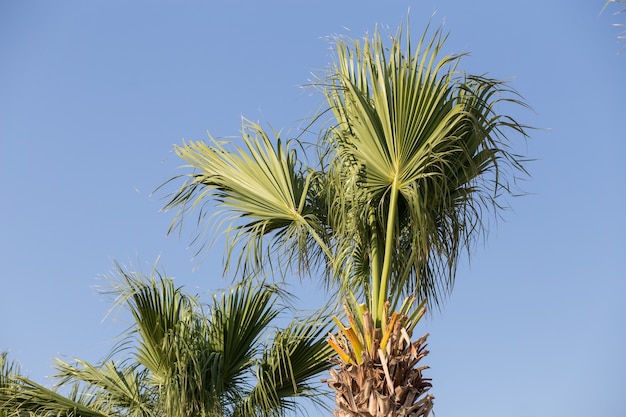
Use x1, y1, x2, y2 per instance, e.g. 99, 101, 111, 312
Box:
0, 265, 333, 417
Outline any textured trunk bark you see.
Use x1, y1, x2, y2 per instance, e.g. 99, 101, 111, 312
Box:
325, 332, 434, 417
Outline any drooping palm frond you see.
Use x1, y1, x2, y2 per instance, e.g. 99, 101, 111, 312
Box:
2, 352, 107, 417
163, 120, 330, 278
51, 360, 155, 417
233, 309, 334, 417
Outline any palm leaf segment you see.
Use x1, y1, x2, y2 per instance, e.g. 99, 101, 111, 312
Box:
165, 123, 329, 277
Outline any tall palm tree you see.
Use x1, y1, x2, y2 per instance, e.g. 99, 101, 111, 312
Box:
0, 265, 333, 417
162, 21, 530, 417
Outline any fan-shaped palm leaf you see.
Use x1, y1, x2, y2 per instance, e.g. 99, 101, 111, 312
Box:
320, 23, 529, 322
164, 119, 330, 277
233, 310, 334, 417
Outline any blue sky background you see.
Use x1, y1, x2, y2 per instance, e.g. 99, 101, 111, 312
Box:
1, 1, 624, 416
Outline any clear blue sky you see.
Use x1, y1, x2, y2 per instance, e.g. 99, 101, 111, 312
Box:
1, 1, 624, 416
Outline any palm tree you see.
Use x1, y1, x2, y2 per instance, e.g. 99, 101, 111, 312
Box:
162, 21, 530, 417
0, 265, 333, 417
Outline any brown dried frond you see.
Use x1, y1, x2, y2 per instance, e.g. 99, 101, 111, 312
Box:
324, 330, 433, 417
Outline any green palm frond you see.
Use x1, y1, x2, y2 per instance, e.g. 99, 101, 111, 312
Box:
164, 119, 330, 277
106, 263, 199, 385
0, 373, 108, 417
307, 144, 375, 297
2, 352, 110, 417
207, 280, 281, 392
52, 360, 154, 417
233, 310, 334, 417
320, 23, 529, 319
324, 25, 462, 197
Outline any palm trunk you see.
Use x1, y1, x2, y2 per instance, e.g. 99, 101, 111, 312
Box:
325, 326, 433, 417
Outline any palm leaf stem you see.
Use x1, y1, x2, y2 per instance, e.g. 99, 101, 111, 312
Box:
368, 209, 381, 317
376, 177, 400, 326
